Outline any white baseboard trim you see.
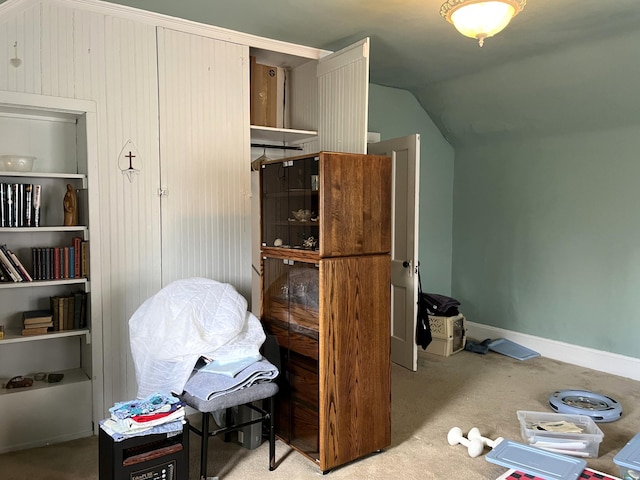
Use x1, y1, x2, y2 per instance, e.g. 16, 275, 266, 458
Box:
466, 321, 640, 382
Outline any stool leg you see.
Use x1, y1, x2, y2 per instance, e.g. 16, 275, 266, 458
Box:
268, 396, 276, 471
200, 412, 210, 479
223, 407, 233, 443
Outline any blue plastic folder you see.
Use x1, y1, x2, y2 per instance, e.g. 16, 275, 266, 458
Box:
488, 338, 540, 361
486, 440, 586, 480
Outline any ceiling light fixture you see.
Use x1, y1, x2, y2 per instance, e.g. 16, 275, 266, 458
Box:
440, 0, 526, 47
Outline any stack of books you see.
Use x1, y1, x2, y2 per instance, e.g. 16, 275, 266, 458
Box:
0, 183, 42, 228
49, 291, 88, 331
22, 309, 53, 336
31, 237, 89, 281
0, 244, 32, 282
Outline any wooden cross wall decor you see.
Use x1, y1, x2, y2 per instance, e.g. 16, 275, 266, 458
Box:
118, 140, 142, 182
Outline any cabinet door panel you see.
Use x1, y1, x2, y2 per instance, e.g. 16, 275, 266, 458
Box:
320, 153, 391, 256
317, 38, 370, 154
319, 255, 391, 470
157, 28, 251, 294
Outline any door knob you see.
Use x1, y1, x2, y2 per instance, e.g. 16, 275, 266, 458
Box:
402, 261, 410, 268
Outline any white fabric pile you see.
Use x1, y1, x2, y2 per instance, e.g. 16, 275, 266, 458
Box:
129, 277, 265, 398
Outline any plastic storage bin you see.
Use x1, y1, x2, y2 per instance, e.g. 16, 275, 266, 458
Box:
614, 432, 640, 479
517, 410, 604, 458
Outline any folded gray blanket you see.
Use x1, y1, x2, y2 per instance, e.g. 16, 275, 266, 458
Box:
183, 359, 279, 400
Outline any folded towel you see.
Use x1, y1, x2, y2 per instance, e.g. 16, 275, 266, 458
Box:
184, 359, 278, 400
198, 354, 262, 377
100, 418, 185, 442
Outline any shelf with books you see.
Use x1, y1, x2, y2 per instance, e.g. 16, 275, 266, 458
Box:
0, 328, 89, 344
0, 278, 87, 290
0, 234, 89, 283
0, 181, 87, 229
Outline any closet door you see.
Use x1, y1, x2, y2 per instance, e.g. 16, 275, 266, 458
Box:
157, 28, 251, 296
317, 38, 370, 154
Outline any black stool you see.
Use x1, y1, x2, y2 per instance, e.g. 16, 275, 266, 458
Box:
180, 334, 281, 479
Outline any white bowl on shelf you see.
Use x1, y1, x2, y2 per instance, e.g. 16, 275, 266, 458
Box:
1, 155, 36, 172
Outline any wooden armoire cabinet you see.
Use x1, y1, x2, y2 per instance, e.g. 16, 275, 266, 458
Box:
258, 151, 392, 472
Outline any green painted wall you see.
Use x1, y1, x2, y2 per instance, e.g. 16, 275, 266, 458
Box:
368, 84, 454, 294
453, 126, 640, 357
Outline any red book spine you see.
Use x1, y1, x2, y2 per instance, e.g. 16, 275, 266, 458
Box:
73, 237, 81, 278
63, 247, 69, 279
53, 247, 61, 280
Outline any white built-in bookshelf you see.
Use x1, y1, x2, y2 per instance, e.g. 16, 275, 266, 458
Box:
0, 90, 101, 454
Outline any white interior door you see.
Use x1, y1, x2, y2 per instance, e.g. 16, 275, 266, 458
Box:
369, 135, 420, 371
317, 38, 370, 154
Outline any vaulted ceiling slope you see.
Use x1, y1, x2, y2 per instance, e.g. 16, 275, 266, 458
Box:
43, 1, 640, 146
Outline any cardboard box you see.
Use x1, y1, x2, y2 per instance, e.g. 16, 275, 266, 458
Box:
425, 314, 466, 356
250, 56, 286, 128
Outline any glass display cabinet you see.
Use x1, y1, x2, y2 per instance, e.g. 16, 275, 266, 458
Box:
257, 151, 392, 473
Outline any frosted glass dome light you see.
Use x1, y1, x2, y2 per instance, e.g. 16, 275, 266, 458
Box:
440, 0, 526, 47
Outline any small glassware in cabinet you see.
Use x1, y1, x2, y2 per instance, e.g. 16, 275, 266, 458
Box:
260, 155, 319, 251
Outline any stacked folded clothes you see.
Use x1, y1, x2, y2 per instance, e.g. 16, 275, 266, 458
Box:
183, 355, 278, 401
100, 392, 186, 441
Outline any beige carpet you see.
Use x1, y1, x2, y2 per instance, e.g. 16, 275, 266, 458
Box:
0, 348, 638, 480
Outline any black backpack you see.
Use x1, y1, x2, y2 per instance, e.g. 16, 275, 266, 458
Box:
416, 267, 460, 349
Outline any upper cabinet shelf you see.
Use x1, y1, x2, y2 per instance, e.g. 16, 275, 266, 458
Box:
0, 172, 86, 180
250, 125, 317, 144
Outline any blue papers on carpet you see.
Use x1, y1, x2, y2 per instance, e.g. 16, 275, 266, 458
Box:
488, 338, 540, 361
184, 358, 278, 400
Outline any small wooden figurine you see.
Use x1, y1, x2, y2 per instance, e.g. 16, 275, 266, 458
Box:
63, 183, 78, 226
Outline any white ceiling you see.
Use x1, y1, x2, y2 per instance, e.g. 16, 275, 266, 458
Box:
100, 1, 640, 146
